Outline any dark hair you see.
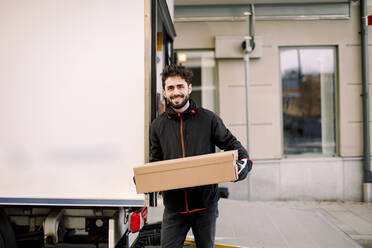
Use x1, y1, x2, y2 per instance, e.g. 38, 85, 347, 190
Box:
161, 64, 193, 89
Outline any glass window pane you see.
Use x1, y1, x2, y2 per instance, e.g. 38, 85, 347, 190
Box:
280, 47, 336, 156
176, 50, 217, 113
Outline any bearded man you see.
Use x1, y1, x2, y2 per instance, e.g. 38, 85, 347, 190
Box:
150, 64, 252, 248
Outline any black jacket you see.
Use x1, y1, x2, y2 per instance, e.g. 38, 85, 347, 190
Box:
150, 99, 249, 212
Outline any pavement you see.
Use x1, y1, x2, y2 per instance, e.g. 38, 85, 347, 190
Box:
147, 198, 372, 248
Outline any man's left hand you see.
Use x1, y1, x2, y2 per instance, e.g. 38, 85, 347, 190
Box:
235, 158, 253, 182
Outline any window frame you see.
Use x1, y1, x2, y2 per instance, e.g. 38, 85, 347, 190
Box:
174, 49, 219, 114
279, 45, 339, 158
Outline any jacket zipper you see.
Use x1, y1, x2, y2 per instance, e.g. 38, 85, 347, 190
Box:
178, 113, 186, 157
178, 113, 189, 212
176, 112, 206, 214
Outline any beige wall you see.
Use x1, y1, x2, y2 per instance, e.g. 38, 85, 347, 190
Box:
174, 4, 372, 159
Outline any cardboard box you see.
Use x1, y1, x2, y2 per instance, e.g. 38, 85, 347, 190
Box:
133, 150, 238, 194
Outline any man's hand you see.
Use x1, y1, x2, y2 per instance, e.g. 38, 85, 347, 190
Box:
235, 158, 253, 182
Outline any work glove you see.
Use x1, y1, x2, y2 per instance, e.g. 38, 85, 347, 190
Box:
235, 158, 253, 182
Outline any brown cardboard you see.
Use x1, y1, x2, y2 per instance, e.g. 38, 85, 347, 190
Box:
133, 150, 238, 194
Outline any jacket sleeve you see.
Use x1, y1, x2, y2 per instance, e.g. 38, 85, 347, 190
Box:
149, 122, 163, 162
212, 114, 249, 160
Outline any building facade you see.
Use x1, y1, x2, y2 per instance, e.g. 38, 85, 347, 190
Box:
171, 0, 372, 201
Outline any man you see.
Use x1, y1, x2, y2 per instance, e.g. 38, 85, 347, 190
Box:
150, 64, 252, 248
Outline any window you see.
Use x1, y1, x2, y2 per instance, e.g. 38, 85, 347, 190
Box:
280, 47, 337, 156
176, 50, 218, 113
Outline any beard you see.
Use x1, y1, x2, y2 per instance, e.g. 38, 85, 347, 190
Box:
168, 93, 190, 110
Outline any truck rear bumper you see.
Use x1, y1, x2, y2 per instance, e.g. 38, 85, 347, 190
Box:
0, 198, 145, 207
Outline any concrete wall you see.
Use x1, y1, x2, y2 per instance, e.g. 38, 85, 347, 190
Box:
174, 3, 372, 200
175, 5, 372, 159
220, 157, 364, 201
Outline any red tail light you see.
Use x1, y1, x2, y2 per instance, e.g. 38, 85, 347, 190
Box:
129, 207, 148, 233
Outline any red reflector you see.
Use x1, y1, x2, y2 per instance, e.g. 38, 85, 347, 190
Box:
141, 207, 148, 223
129, 207, 148, 233
130, 212, 141, 233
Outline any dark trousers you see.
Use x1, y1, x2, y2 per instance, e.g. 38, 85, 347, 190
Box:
161, 203, 218, 248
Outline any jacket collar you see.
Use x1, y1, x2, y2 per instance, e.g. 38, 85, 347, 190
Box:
166, 99, 197, 119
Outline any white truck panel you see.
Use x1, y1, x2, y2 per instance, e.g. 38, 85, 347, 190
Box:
0, 0, 145, 204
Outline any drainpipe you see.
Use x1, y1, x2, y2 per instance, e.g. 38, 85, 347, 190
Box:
360, 0, 372, 203
242, 4, 255, 200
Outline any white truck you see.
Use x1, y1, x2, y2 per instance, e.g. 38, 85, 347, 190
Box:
0, 0, 175, 247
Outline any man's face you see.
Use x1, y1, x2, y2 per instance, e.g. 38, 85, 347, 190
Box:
163, 76, 192, 110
